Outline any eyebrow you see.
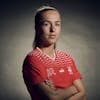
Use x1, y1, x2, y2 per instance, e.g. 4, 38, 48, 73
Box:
55, 21, 61, 23
41, 20, 61, 23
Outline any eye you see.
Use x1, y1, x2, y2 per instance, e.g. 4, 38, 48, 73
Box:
55, 22, 61, 26
42, 22, 50, 27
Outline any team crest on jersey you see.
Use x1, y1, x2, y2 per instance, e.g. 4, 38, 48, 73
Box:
67, 66, 73, 74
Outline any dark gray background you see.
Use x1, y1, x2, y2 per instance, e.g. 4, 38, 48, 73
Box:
0, 0, 100, 100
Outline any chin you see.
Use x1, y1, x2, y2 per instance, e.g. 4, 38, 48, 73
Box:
49, 39, 57, 43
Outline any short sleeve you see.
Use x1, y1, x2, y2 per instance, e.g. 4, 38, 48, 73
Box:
23, 55, 47, 85
70, 58, 82, 81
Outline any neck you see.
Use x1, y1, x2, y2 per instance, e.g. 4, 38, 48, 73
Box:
39, 44, 55, 58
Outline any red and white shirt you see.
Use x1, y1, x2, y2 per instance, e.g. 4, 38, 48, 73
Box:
22, 47, 82, 100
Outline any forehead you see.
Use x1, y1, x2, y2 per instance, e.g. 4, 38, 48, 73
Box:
40, 10, 61, 21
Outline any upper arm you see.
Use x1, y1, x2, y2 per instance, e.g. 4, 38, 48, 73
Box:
23, 55, 59, 99
70, 58, 86, 94
34, 82, 59, 100
73, 79, 86, 95
35, 81, 80, 100
70, 58, 82, 81
23, 55, 47, 85
66, 79, 86, 100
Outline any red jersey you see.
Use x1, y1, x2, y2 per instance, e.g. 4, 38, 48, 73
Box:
22, 47, 82, 100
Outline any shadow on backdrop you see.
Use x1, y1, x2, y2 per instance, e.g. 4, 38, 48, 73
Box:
0, 0, 100, 100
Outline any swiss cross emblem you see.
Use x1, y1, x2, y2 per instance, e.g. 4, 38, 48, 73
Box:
47, 68, 56, 78
67, 66, 73, 74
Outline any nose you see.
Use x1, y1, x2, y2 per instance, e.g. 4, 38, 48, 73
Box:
50, 25, 55, 32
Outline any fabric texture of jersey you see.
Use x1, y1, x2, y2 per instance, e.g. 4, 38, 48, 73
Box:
22, 47, 82, 100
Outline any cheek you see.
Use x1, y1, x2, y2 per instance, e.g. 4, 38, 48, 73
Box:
56, 28, 61, 39
57, 33, 60, 39
40, 29, 49, 38
56, 27, 61, 34
42, 26, 49, 31
39, 27, 48, 35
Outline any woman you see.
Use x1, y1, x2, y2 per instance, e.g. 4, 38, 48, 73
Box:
22, 6, 86, 100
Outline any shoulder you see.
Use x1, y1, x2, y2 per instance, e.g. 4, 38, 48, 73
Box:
24, 49, 40, 64
23, 49, 42, 70
28, 48, 39, 57
56, 49, 75, 63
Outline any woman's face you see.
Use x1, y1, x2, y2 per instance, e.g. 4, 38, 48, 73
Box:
38, 10, 61, 46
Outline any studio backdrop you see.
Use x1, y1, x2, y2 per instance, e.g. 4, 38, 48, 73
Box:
0, 0, 100, 100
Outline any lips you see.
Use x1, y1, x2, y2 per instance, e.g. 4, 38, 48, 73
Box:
49, 34, 56, 39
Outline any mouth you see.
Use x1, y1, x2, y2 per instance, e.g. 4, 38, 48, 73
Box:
49, 35, 56, 39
